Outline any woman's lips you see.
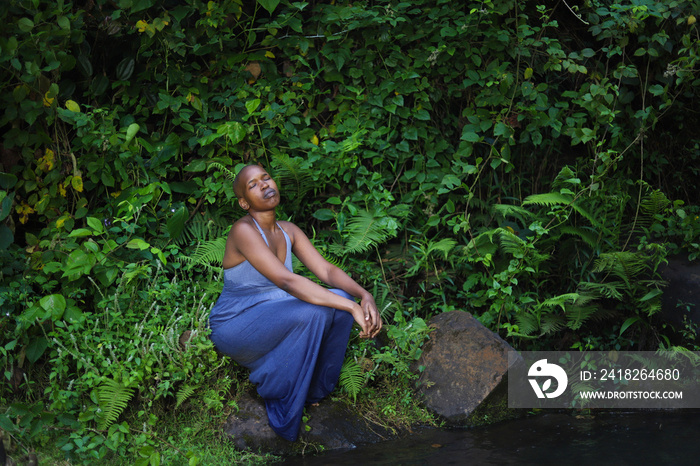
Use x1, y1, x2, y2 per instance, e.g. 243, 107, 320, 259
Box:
263, 188, 277, 199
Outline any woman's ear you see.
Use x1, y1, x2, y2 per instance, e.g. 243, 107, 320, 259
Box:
238, 198, 249, 211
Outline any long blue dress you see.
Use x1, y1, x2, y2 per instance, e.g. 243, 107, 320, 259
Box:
208, 218, 354, 441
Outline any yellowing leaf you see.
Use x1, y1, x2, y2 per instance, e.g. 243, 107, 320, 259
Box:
265, 51, 275, 58
71, 175, 84, 192
689, 15, 697, 26
311, 135, 319, 146
65, 100, 81, 112
524, 67, 533, 80
43, 92, 55, 106
136, 20, 148, 33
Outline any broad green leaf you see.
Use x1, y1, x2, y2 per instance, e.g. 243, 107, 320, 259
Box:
257, 0, 281, 14
68, 228, 93, 237
86, 216, 105, 234
26, 337, 49, 364
63, 306, 84, 324
619, 316, 640, 336
57, 16, 71, 30
312, 209, 335, 221
125, 123, 140, 144
18, 18, 34, 32
460, 129, 480, 142
40, 294, 67, 313
167, 206, 188, 240
65, 100, 81, 112
245, 99, 261, 115
0, 225, 13, 249
126, 238, 150, 250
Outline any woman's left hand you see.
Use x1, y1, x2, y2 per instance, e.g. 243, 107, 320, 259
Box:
359, 293, 382, 338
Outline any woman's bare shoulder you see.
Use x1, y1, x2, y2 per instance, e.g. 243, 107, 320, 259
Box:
278, 220, 304, 238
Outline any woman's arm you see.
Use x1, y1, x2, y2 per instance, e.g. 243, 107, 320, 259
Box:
283, 222, 382, 336
230, 221, 379, 337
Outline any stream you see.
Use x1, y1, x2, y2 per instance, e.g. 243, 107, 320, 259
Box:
282, 411, 700, 465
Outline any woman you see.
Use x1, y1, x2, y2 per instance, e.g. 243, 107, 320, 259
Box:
209, 164, 382, 441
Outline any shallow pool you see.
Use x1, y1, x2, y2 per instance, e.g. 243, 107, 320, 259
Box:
282, 411, 700, 465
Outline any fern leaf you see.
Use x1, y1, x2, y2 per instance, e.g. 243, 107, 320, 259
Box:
540, 313, 567, 334
178, 237, 227, 270
271, 152, 313, 208
566, 304, 599, 330
559, 226, 599, 249
330, 209, 397, 255
176, 384, 196, 409
96, 378, 134, 430
523, 192, 574, 207
208, 162, 236, 182
427, 238, 458, 259
339, 359, 365, 403
578, 281, 625, 300
497, 228, 527, 256
540, 293, 581, 311
515, 312, 540, 336
492, 204, 534, 223
594, 251, 648, 287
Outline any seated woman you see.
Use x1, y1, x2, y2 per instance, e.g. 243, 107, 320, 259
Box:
208, 164, 382, 441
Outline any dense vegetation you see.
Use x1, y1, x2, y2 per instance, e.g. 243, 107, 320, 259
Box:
1, 0, 699, 463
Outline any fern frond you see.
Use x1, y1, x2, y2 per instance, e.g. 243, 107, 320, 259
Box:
541, 313, 568, 334
515, 312, 540, 336
464, 229, 500, 258
578, 281, 625, 300
637, 188, 670, 230
271, 152, 313, 208
540, 293, 581, 311
566, 304, 600, 330
594, 251, 648, 286
492, 204, 535, 223
339, 358, 365, 403
96, 378, 134, 430
178, 236, 227, 271
208, 162, 236, 182
176, 384, 196, 409
559, 226, 599, 249
330, 209, 397, 255
523, 192, 574, 207
176, 212, 231, 246
497, 228, 526, 255
426, 238, 458, 258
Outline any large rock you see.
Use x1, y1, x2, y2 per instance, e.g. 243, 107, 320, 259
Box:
415, 310, 520, 425
223, 391, 395, 455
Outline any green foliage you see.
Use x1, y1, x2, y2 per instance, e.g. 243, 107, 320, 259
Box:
2, 0, 700, 459
338, 359, 364, 403
96, 378, 135, 430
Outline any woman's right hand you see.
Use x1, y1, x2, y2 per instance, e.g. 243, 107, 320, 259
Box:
351, 303, 373, 338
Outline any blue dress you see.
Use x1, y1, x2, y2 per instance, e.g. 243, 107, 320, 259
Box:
208, 218, 354, 441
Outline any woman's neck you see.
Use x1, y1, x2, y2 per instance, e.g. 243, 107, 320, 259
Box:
248, 210, 277, 231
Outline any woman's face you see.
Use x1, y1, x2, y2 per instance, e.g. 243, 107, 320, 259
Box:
237, 165, 280, 211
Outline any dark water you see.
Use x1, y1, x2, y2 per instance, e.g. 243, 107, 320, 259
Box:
282, 411, 700, 465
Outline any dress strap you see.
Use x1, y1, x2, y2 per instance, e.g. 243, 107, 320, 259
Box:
249, 216, 287, 246
249, 216, 269, 246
